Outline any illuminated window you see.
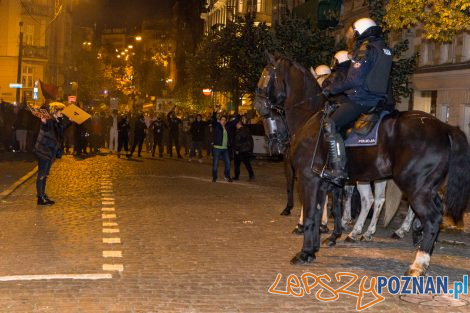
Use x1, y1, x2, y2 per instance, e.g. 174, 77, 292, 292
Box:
22, 65, 34, 88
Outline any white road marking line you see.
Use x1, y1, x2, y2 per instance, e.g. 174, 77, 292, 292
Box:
102, 214, 117, 219
0, 274, 112, 281
102, 228, 120, 233
103, 251, 122, 258
103, 238, 121, 244
103, 222, 118, 227
102, 201, 115, 205
102, 264, 124, 272
101, 207, 115, 212
102, 197, 115, 201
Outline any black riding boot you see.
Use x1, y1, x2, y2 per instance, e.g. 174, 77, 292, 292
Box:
321, 119, 347, 186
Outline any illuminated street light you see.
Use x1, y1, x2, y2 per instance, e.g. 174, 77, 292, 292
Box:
135, 36, 142, 41
128, 45, 133, 49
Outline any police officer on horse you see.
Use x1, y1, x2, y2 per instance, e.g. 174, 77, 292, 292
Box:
321, 18, 393, 186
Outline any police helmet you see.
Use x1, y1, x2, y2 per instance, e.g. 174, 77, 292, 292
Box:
353, 18, 377, 37
314, 65, 331, 76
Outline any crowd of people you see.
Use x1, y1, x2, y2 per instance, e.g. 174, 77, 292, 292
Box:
1, 100, 259, 204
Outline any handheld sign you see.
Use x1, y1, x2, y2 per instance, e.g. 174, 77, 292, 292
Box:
62, 104, 91, 125
26, 105, 51, 120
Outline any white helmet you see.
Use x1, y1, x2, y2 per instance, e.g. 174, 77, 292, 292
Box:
334, 50, 350, 64
353, 18, 377, 36
315, 65, 331, 76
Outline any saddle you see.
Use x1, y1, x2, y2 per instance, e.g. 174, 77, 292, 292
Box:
344, 109, 390, 147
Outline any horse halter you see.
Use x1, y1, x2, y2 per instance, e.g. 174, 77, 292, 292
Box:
254, 63, 290, 154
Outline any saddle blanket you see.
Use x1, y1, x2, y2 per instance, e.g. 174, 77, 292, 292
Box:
344, 111, 389, 147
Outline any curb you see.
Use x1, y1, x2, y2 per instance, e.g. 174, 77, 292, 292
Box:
0, 166, 38, 200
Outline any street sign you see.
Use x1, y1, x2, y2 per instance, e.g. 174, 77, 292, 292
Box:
9, 83, 22, 88
68, 95, 77, 103
33, 87, 38, 100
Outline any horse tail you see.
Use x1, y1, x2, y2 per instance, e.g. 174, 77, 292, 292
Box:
445, 126, 470, 223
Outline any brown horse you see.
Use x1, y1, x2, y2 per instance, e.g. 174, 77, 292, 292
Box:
253, 55, 470, 276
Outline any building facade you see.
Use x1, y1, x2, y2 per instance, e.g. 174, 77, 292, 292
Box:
0, 0, 73, 104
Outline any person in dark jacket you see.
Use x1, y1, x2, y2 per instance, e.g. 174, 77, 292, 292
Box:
233, 121, 255, 181
188, 114, 207, 162
34, 103, 71, 205
321, 17, 393, 186
150, 114, 167, 157
127, 114, 147, 158
117, 115, 130, 158
167, 107, 182, 158
211, 109, 240, 182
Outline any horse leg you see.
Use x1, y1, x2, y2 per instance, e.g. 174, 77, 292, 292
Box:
322, 187, 343, 247
320, 195, 330, 233
405, 195, 443, 277
341, 185, 354, 232
291, 179, 326, 265
391, 206, 415, 239
361, 181, 386, 241
291, 206, 304, 235
346, 182, 373, 242
281, 159, 295, 216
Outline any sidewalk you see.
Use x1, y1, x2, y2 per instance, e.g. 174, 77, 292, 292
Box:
0, 152, 37, 195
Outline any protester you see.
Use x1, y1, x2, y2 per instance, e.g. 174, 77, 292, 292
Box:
211, 108, 239, 182
150, 113, 167, 158
188, 114, 206, 163
34, 102, 71, 205
117, 115, 130, 158
167, 106, 182, 158
127, 114, 147, 158
233, 120, 255, 181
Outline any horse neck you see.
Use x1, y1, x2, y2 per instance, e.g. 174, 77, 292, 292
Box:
284, 87, 323, 135
281, 62, 324, 135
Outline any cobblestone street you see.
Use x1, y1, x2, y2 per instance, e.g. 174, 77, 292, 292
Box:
0, 154, 469, 313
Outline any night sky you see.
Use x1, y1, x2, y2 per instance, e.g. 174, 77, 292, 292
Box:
74, 0, 176, 28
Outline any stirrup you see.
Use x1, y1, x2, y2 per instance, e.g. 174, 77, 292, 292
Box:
320, 168, 347, 187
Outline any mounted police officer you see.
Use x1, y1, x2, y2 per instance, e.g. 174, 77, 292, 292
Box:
321, 17, 393, 186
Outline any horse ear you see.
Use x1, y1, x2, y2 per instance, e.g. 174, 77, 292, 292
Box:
264, 50, 275, 65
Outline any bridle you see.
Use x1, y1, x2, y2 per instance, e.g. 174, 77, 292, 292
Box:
254, 63, 290, 154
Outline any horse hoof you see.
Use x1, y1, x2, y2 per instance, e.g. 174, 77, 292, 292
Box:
320, 224, 330, 234
280, 208, 292, 216
290, 252, 315, 265
292, 224, 304, 236
344, 236, 356, 243
361, 234, 373, 242
404, 267, 425, 277
322, 238, 336, 247
391, 232, 402, 240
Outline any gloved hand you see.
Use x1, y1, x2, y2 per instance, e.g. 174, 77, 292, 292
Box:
322, 89, 331, 98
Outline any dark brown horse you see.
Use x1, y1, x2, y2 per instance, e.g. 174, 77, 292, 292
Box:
253, 56, 470, 276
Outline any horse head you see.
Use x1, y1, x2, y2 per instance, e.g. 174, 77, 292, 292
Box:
253, 53, 325, 154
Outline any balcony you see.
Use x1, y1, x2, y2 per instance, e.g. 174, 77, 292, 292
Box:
22, 45, 48, 60
21, 2, 51, 17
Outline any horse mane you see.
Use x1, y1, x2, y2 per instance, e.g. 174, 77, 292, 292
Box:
274, 55, 325, 114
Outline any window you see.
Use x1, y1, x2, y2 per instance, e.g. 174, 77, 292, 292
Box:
25, 24, 34, 46
257, 0, 263, 12
22, 65, 34, 88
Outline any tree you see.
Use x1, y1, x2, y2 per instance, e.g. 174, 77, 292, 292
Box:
384, 0, 470, 42
72, 45, 108, 105
186, 17, 275, 114
273, 16, 336, 68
